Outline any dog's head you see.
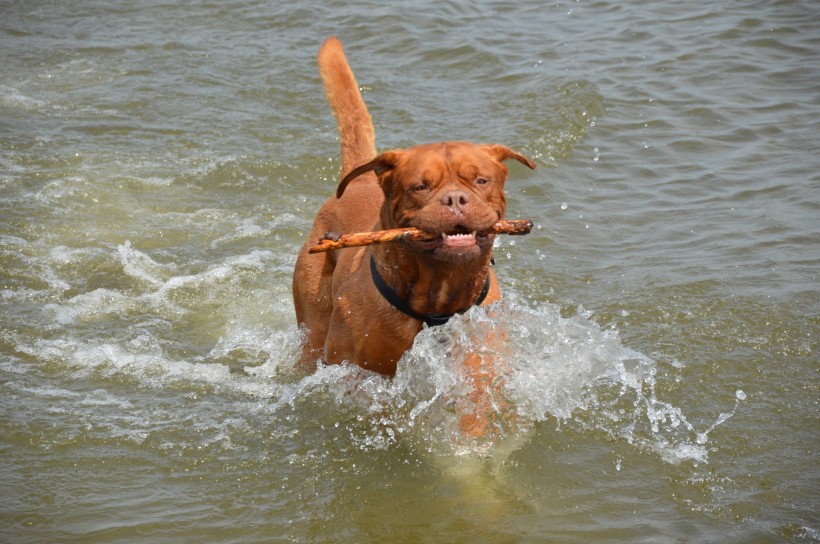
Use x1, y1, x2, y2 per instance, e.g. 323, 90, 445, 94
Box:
338, 142, 535, 262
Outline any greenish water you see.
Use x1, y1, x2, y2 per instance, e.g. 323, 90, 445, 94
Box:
1, 1, 818, 542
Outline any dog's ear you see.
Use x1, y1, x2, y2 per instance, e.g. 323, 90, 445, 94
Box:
480, 144, 537, 170
336, 150, 405, 198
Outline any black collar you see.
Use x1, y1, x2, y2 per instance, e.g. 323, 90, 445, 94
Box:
369, 255, 491, 327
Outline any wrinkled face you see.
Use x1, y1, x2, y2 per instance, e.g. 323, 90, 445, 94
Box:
381, 142, 509, 262
337, 140, 535, 263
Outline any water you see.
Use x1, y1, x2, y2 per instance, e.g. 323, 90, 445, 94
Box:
1, 0, 818, 542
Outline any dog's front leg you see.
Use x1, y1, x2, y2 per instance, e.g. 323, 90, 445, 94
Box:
457, 338, 514, 440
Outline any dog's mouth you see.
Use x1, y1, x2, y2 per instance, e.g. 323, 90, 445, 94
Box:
407, 225, 495, 258
440, 230, 489, 247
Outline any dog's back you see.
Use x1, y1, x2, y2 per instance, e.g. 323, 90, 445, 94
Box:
292, 38, 382, 365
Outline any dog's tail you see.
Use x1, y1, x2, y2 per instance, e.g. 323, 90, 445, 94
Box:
318, 37, 377, 182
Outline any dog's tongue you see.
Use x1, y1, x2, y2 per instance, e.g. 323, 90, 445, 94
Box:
441, 232, 477, 247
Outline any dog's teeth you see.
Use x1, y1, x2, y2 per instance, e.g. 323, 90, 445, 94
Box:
441, 232, 477, 241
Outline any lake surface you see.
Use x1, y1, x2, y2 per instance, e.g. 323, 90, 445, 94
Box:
1, 1, 818, 542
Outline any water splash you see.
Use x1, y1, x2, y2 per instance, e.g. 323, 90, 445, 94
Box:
19, 254, 744, 466
695, 389, 746, 446
268, 297, 743, 466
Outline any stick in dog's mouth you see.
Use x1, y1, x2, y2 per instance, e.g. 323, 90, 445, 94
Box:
308, 219, 533, 253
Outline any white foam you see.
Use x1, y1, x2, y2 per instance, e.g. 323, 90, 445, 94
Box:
134, 176, 175, 187
210, 216, 274, 249
28, 269, 738, 465
152, 249, 273, 296
41, 244, 276, 325
0, 85, 47, 111
327, 297, 726, 464
118, 241, 175, 288
46, 288, 131, 325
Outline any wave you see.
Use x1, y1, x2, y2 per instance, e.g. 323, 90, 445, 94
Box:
13, 271, 743, 467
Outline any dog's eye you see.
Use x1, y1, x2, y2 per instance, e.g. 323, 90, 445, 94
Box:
475, 177, 490, 186
412, 182, 429, 192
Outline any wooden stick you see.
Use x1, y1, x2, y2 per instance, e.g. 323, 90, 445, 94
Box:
308, 219, 533, 253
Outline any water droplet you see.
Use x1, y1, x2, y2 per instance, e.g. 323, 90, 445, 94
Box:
735, 389, 747, 401
560, 202, 568, 210
696, 432, 708, 444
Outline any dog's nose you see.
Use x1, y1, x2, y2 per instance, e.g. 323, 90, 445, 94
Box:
440, 190, 470, 212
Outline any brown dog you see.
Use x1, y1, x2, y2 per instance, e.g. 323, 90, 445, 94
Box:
293, 37, 535, 386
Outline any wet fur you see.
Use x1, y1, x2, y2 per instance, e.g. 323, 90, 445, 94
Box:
292, 37, 535, 397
